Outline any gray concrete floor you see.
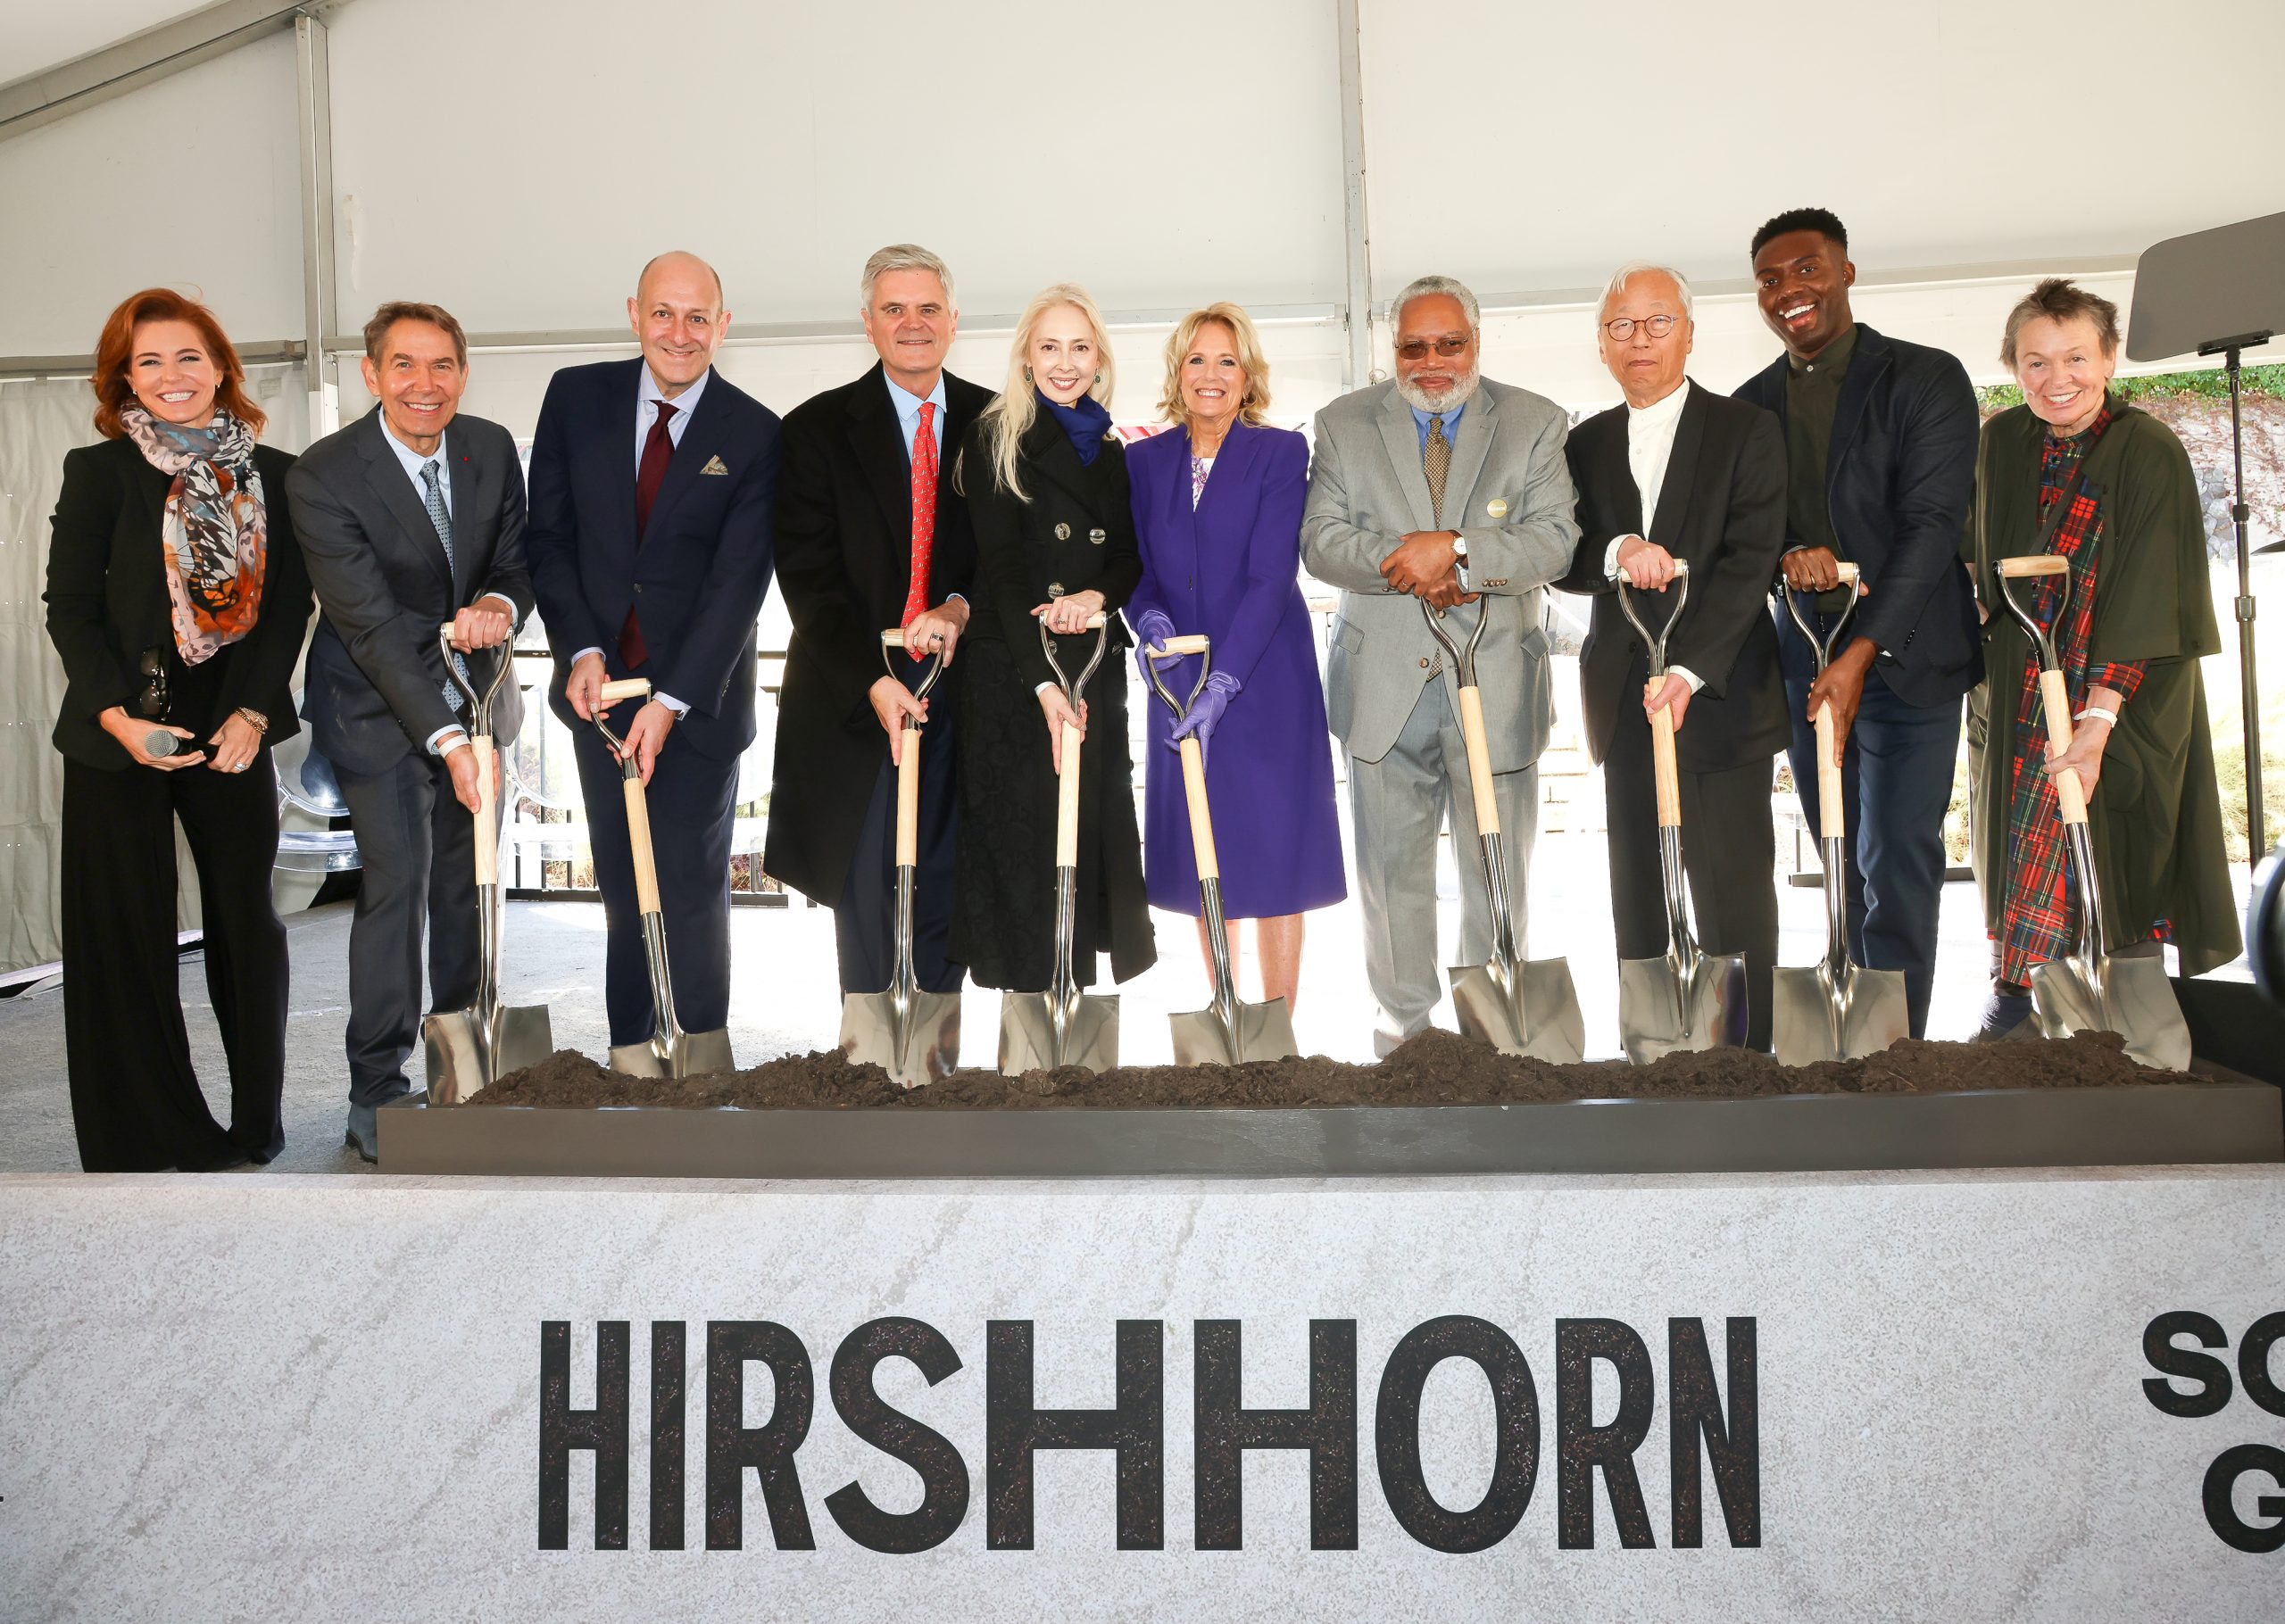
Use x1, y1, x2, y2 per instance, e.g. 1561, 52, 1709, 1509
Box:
0, 809, 2040, 1175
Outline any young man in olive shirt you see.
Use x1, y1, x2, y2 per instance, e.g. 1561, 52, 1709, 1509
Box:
1733, 208, 1982, 1039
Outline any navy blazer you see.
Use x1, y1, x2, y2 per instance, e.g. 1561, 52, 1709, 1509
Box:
290, 407, 532, 775
525, 358, 781, 761
1733, 322, 1982, 708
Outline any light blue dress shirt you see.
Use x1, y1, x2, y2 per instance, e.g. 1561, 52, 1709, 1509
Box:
884, 370, 946, 462
1408, 401, 1464, 451
377, 420, 518, 755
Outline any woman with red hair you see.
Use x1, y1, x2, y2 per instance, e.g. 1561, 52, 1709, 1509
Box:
44, 288, 312, 1170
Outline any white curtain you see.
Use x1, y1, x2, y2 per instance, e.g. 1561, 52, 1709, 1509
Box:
0, 364, 308, 974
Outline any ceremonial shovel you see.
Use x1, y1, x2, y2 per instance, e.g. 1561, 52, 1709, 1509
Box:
594, 677, 736, 1078
838, 628, 961, 1088
1773, 564, 1909, 1063
1420, 600, 1585, 1063
999, 612, 1119, 1077
1142, 634, 1299, 1066
1995, 555, 2192, 1070
1613, 564, 1750, 1063
422, 625, 553, 1103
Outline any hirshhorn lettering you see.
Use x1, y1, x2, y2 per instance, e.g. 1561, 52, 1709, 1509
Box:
536, 1315, 1759, 1554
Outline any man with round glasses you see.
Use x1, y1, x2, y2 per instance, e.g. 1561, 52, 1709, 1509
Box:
1302, 274, 1581, 1056
1557, 263, 1791, 1048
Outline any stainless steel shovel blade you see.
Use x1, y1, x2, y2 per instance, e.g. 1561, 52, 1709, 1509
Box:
1169, 995, 1297, 1067
610, 1024, 736, 1080
998, 987, 1120, 1078
1772, 959, 1907, 1065
1617, 948, 1749, 1065
842, 987, 961, 1090
2029, 953, 2191, 1072
1448, 957, 1586, 1063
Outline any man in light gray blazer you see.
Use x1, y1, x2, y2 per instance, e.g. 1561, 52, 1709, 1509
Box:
1302, 275, 1580, 1055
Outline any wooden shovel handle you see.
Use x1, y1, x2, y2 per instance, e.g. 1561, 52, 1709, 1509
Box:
623, 775, 662, 915
1178, 736, 1218, 880
472, 735, 498, 886
2036, 668, 2089, 825
894, 725, 922, 868
1151, 634, 1210, 656
599, 677, 652, 704
1815, 703, 1843, 840
1455, 684, 1501, 838
1997, 554, 2071, 578
1650, 697, 1682, 829
1055, 722, 1084, 867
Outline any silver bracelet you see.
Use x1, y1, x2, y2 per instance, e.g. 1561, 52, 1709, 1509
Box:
2075, 705, 2119, 727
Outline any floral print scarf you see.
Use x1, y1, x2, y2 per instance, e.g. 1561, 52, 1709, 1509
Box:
118, 402, 267, 664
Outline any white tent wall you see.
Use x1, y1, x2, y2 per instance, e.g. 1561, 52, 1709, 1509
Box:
0, 32, 304, 358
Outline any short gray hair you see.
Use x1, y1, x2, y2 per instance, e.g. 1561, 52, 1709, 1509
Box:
860, 244, 957, 311
1599, 261, 1694, 325
1391, 274, 1481, 332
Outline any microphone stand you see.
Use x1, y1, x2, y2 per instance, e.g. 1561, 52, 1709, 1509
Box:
2198, 330, 2273, 858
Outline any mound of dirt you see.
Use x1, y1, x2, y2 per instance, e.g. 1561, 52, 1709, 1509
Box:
471, 1028, 2169, 1111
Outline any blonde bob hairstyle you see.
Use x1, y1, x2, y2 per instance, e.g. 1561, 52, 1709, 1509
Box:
1156, 302, 1273, 428
968, 283, 1116, 503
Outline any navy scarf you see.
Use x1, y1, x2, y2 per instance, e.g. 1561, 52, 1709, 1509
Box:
1038, 389, 1112, 466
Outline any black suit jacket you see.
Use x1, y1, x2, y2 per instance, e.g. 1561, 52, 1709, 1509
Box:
1732, 322, 1982, 706
287, 407, 533, 775
525, 359, 780, 763
1558, 381, 1791, 772
45, 436, 312, 770
761, 363, 993, 905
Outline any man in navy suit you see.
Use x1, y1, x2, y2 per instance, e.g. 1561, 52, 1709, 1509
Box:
525, 251, 779, 1059
1733, 209, 1981, 1039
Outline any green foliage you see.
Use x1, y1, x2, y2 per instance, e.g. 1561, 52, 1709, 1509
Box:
1979, 362, 2285, 415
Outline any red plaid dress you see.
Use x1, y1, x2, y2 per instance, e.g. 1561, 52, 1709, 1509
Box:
1998, 406, 2154, 982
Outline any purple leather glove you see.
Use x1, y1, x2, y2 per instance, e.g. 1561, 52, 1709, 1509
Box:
1131, 609, 1177, 684
1168, 670, 1241, 767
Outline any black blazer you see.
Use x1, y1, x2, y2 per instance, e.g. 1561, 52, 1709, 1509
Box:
1732, 322, 1983, 707
525, 359, 780, 763
761, 363, 993, 906
960, 410, 1143, 692
45, 436, 312, 771
287, 407, 534, 775
1557, 382, 1792, 772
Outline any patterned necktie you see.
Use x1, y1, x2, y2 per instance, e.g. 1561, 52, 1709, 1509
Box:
1424, 414, 1450, 527
623, 400, 677, 667
900, 401, 939, 628
420, 460, 469, 713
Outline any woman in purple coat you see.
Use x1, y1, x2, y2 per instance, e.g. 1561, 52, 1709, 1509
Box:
1126, 303, 1346, 1013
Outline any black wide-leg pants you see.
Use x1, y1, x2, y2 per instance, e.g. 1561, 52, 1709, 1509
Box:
60, 750, 288, 1170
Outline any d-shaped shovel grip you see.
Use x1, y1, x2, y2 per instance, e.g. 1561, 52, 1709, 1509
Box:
439, 623, 503, 886
1994, 555, 2089, 825
880, 628, 944, 870
594, 676, 663, 916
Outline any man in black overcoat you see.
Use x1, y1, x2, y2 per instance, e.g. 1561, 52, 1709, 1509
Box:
762, 244, 993, 996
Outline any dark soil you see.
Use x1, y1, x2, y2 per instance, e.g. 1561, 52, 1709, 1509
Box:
471, 1028, 2174, 1111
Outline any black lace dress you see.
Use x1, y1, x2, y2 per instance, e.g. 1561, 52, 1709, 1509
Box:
949, 413, 1156, 990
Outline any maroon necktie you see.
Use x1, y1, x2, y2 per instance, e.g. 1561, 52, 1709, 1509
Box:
622, 399, 677, 667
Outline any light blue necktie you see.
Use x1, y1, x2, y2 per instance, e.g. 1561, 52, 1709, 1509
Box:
420, 460, 469, 713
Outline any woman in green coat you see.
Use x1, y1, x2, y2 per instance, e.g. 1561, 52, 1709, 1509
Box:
1964, 278, 2239, 1039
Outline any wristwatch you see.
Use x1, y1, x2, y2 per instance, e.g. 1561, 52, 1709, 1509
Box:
1450, 534, 1469, 564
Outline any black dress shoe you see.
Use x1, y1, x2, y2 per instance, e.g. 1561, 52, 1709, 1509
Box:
345, 1102, 379, 1164
183, 1146, 257, 1173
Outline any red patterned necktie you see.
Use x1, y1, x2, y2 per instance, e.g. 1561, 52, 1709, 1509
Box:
900, 402, 938, 629
621, 399, 677, 667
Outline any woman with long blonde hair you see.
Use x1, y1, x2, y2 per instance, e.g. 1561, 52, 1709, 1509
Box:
947, 286, 1156, 992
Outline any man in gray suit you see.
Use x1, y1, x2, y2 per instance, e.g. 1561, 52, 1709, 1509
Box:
289, 301, 533, 1159
1302, 275, 1580, 1055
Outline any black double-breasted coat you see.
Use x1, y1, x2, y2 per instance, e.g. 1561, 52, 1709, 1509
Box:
949, 410, 1155, 990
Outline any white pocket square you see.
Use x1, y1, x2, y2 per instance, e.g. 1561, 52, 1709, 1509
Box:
700, 454, 729, 476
